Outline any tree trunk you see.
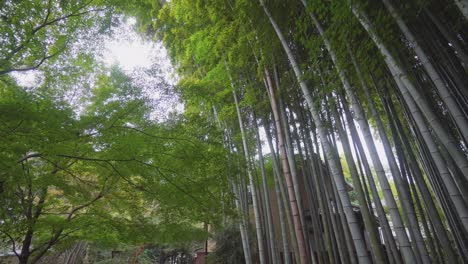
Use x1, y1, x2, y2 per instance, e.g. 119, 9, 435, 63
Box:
289, 101, 329, 263
387, 68, 468, 234
304, 7, 416, 262
213, 106, 253, 264
264, 120, 293, 264
382, 0, 468, 145
271, 67, 313, 262
264, 66, 309, 264
331, 99, 386, 264
382, 87, 460, 262
254, 112, 279, 264
232, 90, 267, 264
258, 1, 371, 262
351, 5, 468, 181
344, 98, 402, 264
455, 0, 468, 20
368, 86, 431, 264
424, 8, 468, 70
297, 102, 339, 263
232, 178, 253, 264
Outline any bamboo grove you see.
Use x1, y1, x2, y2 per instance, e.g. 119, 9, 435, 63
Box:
138, 0, 468, 263
1, 0, 468, 263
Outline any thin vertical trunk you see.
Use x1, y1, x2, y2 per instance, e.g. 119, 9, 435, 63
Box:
264, 120, 292, 264
403, 95, 468, 260
424, 8, 468, 70
331, 99, 386, 264
264, 66, 309, 264
305, 8, 416, 262
258, 1, 371, 262
324, 105, 359, 263
382, 0, 468, 145
232, 179, 253, 264
427, 35, 468, 103
346, 46, 428, 262
264, 85, 301, 264
455, 0, 468, 20
298, 105, 340, 263
365, 78, 431, 264
339, 93, 402, 264
272, 68, 314, 263
289, 102, 328, 263
232, 90, 267, 264
254, 112, 279, 264
326, 151, 359, 264
384, 71, 468, 234
217, 111, 253, 264
396, 135, 439, 262
353, 144, 373, 216
351, 5, 468, 181
383, 88, 459, 262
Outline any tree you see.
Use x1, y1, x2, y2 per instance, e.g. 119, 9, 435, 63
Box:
4, 0, 468, 263
0, 0, 112, 75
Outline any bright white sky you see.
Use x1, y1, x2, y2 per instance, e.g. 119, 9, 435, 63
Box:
98, 17, 183, 120
13, 16, 178, 93
103, 35, 153, 71
101, 18, 153, 71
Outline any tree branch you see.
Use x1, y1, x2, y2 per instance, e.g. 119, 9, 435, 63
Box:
67, 190, 105, 221
29, 189, 105, 262
0, 50, 60, 75
0, 1, 106, 75
17, 153, 42, 163
0, 230, 20, 257
57, 154, 135, 163
133, 160, 207, 206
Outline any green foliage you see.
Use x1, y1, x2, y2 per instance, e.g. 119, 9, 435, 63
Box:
0, 0, 114, 75
3, 0, 466, 262
0, 3, 235, 257
0, 66, 234, 259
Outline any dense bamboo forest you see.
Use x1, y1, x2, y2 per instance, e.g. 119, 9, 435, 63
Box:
1, 0, 468, 263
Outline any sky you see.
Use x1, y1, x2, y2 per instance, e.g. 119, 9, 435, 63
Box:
98, 17, 183, 120
101, 18, 153, 71
12, 17, 161, 84
12, 16, 182, 121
